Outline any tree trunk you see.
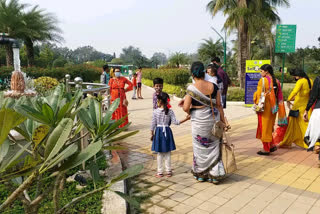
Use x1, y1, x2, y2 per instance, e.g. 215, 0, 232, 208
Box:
4, 43, 13, 66
25, 38, 35, 67
238, 21, 249, 89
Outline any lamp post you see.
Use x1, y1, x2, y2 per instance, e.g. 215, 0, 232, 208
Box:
211, 27, 227, 72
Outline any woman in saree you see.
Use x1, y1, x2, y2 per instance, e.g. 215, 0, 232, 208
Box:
304, 75, 320, 165
279, 69, 313, 149
183, 61, 226, 184
109, 67, 133, 128
254, 64, 287, 155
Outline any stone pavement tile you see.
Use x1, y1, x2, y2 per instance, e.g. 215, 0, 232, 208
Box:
208, 195, 229, 206
307, 182, 320, 194
147, 205, 167, 214
169, 192, 190, 202
169, 183, 188, 191
197, 201, 219, 213
238, 200, 266, 214
284, 202, 311, 214
179, 187, 200, 196
148, 185, 163, 192
159, 198, 179, 208
290, 178, 314, 190
150, 195, 164, 204
182, 196, 203, 207
308, 206, 320, 214
189, 182, 213, 191
171, 203, 194, 214
294, 191, 319, 206
220, 189, 258, 212
188, 208, 210, 214
212, 206, 236, 214
158, 189, 175, 197
157, 180, 175, 187
263, 196, 295, 214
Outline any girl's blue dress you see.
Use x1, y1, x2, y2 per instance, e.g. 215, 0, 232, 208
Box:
151, 108, 179, 152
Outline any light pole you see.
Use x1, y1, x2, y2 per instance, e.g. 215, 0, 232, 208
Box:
211, 27, 227, 72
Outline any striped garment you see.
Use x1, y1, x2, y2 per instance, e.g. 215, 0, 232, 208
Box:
151, 108, 180, 131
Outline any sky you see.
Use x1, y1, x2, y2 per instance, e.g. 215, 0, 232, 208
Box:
21, 0, 320, 58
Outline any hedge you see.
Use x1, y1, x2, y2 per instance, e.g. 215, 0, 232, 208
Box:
142, 78, 186, 98
142, 68, 190, 85
0, 64, 102, 83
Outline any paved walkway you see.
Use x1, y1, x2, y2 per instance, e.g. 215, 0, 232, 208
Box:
120, 85, 320, 214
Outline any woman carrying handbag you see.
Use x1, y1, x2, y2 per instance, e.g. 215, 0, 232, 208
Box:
254, 64, 287, 156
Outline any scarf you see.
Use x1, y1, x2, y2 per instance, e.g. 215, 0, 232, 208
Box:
266, 76, 287, 126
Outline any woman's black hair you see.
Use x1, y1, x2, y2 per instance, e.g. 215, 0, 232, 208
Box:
290, 69, 312, 89
103, 64, 109, 71
157, 92, 170, 115
114, 66, 121, 72
261, 64, 278, 95
191, 61, 205, 79
207, 64, 219, 76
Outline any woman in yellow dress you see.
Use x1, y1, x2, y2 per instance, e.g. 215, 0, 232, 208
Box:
254, 64, 287, 155
279, 69, 313, 149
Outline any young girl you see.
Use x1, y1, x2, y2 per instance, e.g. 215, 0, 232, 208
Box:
151, 92, 190, 178
132, 73, 137, 99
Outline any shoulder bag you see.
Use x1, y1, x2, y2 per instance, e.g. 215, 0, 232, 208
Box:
221, 132, 237, 174
252, 78, 266, 112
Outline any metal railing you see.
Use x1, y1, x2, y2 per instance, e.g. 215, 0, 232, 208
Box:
65, 74, 112, 162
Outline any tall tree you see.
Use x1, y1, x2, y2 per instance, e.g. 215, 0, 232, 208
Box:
168, 52, 189, 68
0, 0, 27, 66
207, 0, 289, 88
151, 52, 167, 68
198, 38, 223, 63
21, 5, 62, 66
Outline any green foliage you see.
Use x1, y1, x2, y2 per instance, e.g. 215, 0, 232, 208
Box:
228, 88, 245, 101
0, 64, 102, 82
198, 38, 224, 64
142, 68, 190, 86
33, 76, 59, 96
142, 79, 186, 98
110, 58, 124, 65
52, 57, 68, 68
168, 52, 189, 68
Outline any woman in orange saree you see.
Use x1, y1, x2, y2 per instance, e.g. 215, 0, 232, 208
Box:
254, 64, 287, 155
109, 67, 133, 128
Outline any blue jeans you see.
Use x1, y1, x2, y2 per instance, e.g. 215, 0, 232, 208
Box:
222, 95, 227, 109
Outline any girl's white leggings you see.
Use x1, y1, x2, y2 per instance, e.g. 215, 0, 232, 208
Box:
157, 152, 171, 173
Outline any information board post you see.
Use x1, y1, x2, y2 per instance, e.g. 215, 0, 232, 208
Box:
245, 60, 271, 107
275, 24, 297, 89
282, 53, 285, 89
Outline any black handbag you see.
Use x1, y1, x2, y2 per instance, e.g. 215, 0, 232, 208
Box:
289, 110, 299, 117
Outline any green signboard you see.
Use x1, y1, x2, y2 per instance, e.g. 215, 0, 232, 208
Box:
275, 25, 297, 53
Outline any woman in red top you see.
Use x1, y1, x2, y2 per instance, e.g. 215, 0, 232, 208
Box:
109, 67, 133, 128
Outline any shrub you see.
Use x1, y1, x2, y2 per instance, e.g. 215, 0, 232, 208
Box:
142, 68, 190, 85
228, 87, 245, 101
34, 76, 59, 96
0, 64, 102, 82
141, 79, 186, 98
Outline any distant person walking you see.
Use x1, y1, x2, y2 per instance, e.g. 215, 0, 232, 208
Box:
304, 75, 320, 165
136, 67, 143, 99
101, 64, 110, 85
131, 73, 137, 99
279, 69, 313, 149
254, 64, 287, 156
211, 57, 231, 109
109, 67, 133, 128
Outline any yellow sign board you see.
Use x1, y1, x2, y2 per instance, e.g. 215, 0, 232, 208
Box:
246, 60, 271, 73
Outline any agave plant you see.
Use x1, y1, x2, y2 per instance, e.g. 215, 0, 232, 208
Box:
0, 84, 141, 213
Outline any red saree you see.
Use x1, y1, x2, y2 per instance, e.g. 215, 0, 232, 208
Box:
109, 77, 133, 128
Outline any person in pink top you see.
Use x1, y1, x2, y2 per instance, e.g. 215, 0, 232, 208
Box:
136, 67, 143, 99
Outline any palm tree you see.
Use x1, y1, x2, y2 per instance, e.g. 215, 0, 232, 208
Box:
198, 38, 224, 63
0, 0, 27, 66
21, 6, 62, 67
168, 52, 189, 68
207, 0, 289, 88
